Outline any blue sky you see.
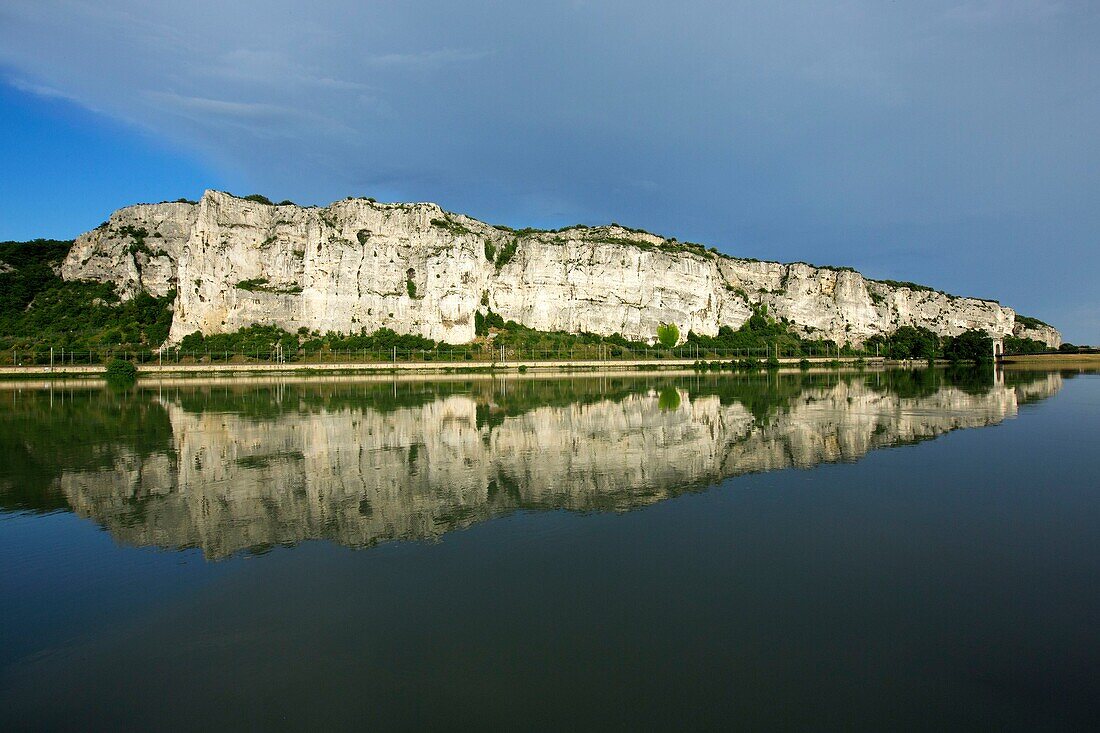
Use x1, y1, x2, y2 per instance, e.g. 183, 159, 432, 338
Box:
1, 1, 1097, 343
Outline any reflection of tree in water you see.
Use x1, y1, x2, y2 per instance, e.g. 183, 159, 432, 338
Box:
658, 387, 681, 411
0, 390, 173, 513
0, 369, 1065, 557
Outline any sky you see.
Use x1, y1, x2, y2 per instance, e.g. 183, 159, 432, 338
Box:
0, 1, 1097, 343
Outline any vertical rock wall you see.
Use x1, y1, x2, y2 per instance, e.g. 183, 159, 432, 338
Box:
60, 190, 1061, 347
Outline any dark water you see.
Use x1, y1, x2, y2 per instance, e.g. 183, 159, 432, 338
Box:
1, 369, 1098, 731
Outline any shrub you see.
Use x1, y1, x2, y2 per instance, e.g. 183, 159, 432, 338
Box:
495, 239, 518, 270
406, 278, 417, 298
1015, 314, 1050, 329
430, 217, 472, 236
236, 278, 270, 291
105, 358, 137, 382
119, 225, 150, 257
799, 358, 811, 370
475, 309, 506, 337
236, 278, 302, 295
243, 194, 274, 205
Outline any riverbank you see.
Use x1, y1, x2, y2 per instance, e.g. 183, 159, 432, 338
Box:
1002, 353, 1100, 368
0, 355, 881, 378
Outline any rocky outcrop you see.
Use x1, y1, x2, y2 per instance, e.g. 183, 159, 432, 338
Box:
61, 190, 1061, 347
54, 372, 1063, 558
1012, 320, 1062, 347
62, 201, 198, 299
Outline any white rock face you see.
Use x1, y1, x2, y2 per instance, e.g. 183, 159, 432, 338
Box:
61, 190, 1061, 347
54, 372, 1063, 558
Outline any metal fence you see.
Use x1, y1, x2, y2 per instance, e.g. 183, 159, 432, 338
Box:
2, 343, 873, 367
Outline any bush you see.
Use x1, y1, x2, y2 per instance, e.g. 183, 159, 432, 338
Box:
1015, 314, 1050, 329
494, 239, 518, 270
105, 358, 137, 382
430, 217, 472, 236
475, 309, 506, 337
799, 358, 811, 370
243, 194, 274, 205
766, 356, 781, 369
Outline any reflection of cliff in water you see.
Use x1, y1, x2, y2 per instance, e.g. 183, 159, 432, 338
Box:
0, 370, 1063, 559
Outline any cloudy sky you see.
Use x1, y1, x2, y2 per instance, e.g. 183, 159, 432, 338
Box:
1, 0, 1097, 342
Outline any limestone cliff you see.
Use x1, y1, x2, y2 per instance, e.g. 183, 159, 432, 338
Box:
62, 190, 1061, 347
53, 372, 1063, 558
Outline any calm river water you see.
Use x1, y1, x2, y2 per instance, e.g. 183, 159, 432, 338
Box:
1, 369, 1098, 730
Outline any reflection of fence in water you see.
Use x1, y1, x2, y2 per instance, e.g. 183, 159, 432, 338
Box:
3, 343, 865, 367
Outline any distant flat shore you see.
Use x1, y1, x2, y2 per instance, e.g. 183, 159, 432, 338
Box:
1003, 353, 1100, 368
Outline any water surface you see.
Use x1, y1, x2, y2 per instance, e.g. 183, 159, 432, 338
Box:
2, 369, 1097, 730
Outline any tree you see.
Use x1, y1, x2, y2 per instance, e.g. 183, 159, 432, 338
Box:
474, 309, 505, 337
943, 330, 993, 363
887, 325, 939, 359
657, 323, 680, 348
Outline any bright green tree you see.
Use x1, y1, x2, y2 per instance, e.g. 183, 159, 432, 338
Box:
657, 323, 680, 348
